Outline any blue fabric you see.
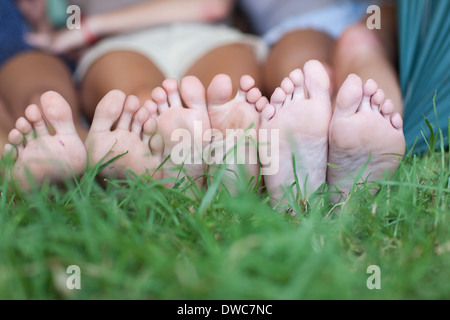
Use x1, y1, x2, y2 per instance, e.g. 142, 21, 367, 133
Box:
399, 0, 450, 153
0, 0, 33, 69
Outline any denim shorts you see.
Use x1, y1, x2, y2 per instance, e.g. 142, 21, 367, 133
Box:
0, 0, 33, 69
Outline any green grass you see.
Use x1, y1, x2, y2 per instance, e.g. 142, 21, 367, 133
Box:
0, 135, 448, 300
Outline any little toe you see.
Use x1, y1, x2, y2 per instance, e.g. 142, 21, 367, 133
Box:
90, 90, 127, 133
304, 60, 331, 100
207, 74, 233, 107
335, 74, 363, 117
131, 107, 150, 136
1, 144, 17, 159
40, 91, 77, 135
152, 87, 170, 114
261, 104, 276, 122
25, 104, 48, 137
181, 76, 207, 110
271, 87, 286, 110
116, 95, 141, 131
163, 79, 183, 108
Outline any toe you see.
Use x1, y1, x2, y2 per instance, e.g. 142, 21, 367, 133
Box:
163, 79, 183, 108
142, 118, 158, 147
371, 89, 385, 112
152, 87, 170, 114
360, 79, 378, 111
2, 144, 17, 159
149, 133, 164, 156
7, 129, 24, 154
335, 74, 363, 117
143, 100, 158, 118
131, 107, 150, 136
256, 96, 269, 113
207, 74, 233, 107
270, 87, 286, 110
281, 77, 294, 105
40, 91, 76, 135
381, 99, 395, 121
15, 117, 33, 141
261, 104, 276, 122
247, 87, 262, 105
391, 113, 404, 131
304, 60, 331, 100
181, 76, 207, 110
289, 68, 306, 101
90, 90, 127, 133
116, 95, 141, 131
237, 75, 256, 100
8, 128, 24, 146
25, 104, 48, 137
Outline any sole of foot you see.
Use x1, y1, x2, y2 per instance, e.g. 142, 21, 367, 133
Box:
2, 91, 87, 189
85, 90, 164, 181
260, 60, 332, 205
327, 74, 406, 202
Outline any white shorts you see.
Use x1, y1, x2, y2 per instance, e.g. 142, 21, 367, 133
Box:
75, 23, 268, 83
263, 0, 377, 45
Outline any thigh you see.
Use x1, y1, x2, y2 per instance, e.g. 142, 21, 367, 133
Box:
264, 30, 336, 95
0, 51, 78, 119
81, 51, 165, 121
184, 43, 262, 94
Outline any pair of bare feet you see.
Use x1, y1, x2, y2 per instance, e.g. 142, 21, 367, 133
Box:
1, 60, 405, 203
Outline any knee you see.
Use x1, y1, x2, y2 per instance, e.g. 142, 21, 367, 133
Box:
334, 24, 385, 65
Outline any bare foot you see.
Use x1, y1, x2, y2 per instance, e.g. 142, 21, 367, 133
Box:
85, 90, 164, 180
152, 77, 211, 188
328, 74, 406, 201
1, 91, 87, 189
206, 74, 263, 187
260, 60, 332, 203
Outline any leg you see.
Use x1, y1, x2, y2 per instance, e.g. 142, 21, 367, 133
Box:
81, 51, 165, 122
0, 51, 88, 139
263, 30, 336, 96
333, 5, 403, 115
184, 43, 262, 94
0, 97, 13, 149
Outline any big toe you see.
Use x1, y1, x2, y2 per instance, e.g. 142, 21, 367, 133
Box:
90, 90, 127, 133
304, 60, 330, 100
40, 91, 77, 135
335, 74, 364, 117
181, 76, 207, 110
207, 74, 233, 107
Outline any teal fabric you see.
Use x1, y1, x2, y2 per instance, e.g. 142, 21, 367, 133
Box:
398, 0, 450, 153
47, 0, 69, 28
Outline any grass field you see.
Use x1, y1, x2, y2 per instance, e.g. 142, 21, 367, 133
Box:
0, 124, 448, 300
